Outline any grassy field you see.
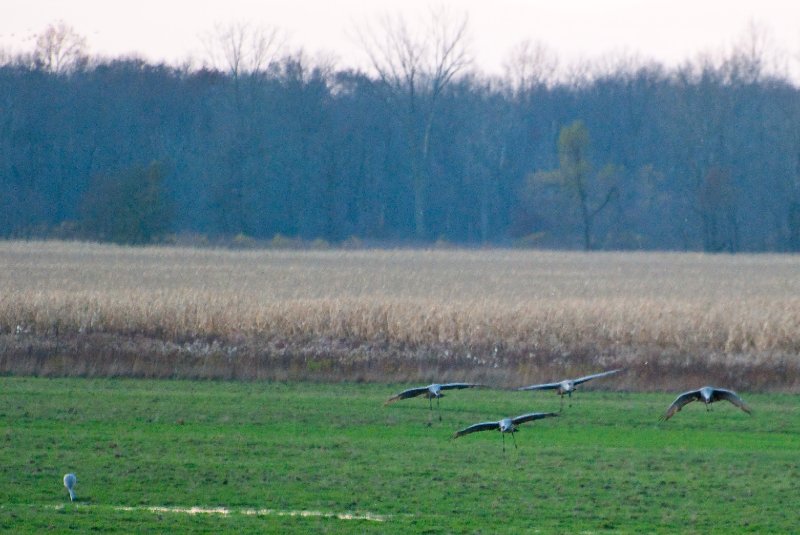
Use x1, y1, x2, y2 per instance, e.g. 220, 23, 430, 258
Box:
1, 377, 798, 533
1, 241, 799, 389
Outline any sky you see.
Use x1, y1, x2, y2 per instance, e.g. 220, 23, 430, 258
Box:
2, 0, 800, 77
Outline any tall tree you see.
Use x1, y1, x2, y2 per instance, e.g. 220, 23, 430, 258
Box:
526, 121, 618, 250
359, 7, 472, 239
199, 22, 285, 235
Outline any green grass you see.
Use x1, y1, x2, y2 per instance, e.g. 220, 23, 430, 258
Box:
1, 377, 798, 533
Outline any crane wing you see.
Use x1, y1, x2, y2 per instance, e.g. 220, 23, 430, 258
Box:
572, 368, 623, 386
517, 381, 561, 391
384, 386, 430, 405
440, 383, 485, 391
660, 389, 702, 421
452, 421, 499, 438
511, 412, 559, 425
712, 388, 752, 415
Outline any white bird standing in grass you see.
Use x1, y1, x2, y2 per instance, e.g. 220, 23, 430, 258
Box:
452, 412, 558, 452
384, 383, 485, 420
660, 386, 752, 421
63, 473, 77, 501
517, 369, 622, 410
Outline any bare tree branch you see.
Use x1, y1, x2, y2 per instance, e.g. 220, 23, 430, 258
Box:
427, 7, 471, 99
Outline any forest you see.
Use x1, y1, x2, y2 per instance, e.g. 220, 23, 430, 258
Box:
2, 20, 800, 251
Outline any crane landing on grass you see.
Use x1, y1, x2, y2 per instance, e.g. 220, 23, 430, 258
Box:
517, 369, 622, 410
385, 383, 485, 421
452, 412, 558, 452
660, 386, 752, 421
63, 473, 77, 501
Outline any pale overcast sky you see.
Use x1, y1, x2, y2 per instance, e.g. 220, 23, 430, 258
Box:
2, 0, 800, 76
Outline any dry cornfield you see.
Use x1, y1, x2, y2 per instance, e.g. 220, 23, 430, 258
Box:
1, 240, 799, 390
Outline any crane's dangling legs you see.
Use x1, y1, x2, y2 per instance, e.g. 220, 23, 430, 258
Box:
511, 432, 518, 449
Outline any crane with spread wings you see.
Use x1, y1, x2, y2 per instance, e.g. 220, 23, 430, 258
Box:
517, 369, 622, 409
385, 383, 486, 420
660, 386, 752, 421
452, 412, 559, 451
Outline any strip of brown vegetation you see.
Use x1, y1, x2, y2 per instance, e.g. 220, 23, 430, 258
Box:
1, 241, 799, 391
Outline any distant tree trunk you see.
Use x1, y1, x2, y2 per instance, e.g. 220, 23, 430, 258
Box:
699, 166, 738, 252
557, 121, 617, 250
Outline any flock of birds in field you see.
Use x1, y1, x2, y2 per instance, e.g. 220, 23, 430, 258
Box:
383, 368, 753, 452
61, 369, 753, 501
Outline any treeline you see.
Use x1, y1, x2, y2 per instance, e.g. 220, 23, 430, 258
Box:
3, 31, 800, 251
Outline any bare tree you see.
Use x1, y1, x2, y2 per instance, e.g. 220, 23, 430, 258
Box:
34, 21, 88, 74
503, 40, 559, 95
358, 7, 472, 238
725, 20, 785, 84
200, 22, 285, 79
